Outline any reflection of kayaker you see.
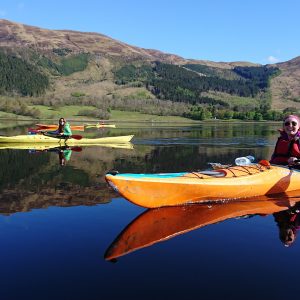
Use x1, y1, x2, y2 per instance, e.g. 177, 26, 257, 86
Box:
28, 145, 80, 166
104, 195, 300, 261
273, 202, 300, 247
57, 146, 72, 166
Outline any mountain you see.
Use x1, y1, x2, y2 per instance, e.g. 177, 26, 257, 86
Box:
0, 18, 299, 120
0, 19, 259, 66
269, 56, 300, 110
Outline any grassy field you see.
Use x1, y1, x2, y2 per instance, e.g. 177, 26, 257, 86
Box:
202, 91, 260, 107
28, 105, 97, 120
23, 105, 197, 122
0, 111, 30, 119
110, 110, 196, 122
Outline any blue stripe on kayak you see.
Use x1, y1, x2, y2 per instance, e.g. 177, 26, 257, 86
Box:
116, 172, 188, 179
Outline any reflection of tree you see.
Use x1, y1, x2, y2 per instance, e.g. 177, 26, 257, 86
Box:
0, 183, 114, 215
113, 145, 270, 173
0, 149, 50, 191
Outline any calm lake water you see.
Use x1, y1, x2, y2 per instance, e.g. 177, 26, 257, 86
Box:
0, 121, 299, 300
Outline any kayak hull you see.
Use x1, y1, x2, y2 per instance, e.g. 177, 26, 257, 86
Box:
0, 135, 134, 145
0, 142, 133, 150
105, 164, 300, 208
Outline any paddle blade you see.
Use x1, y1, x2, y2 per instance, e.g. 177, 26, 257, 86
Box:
70, 135, 82, 140
70, 146, 82, 152
35, 125, 48, 130
28, 128, 39, 133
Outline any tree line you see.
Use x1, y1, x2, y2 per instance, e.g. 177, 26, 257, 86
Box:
0, 51, 49, 96
114, 62, 279, 102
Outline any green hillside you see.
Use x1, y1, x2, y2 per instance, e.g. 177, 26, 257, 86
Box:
0, 19, 299, 122
0, 50, 49, 96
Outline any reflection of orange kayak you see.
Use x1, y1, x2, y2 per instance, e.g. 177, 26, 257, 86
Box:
105, 162, 300, 208
105, 193, 300, 260
36, 124, 84, 131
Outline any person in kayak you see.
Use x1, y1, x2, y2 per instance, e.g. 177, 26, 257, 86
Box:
57, 117, 72, 136
44, 118, 72, 139
270, 114, 300, 166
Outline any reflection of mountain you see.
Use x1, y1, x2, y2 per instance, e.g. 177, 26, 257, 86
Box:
105, 193, 300, 260
0, 146, 138, 190
0, 183, 114, 215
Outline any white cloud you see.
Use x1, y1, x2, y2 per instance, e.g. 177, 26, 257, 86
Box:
267, 55, 280, 63
0, 9, 7, 16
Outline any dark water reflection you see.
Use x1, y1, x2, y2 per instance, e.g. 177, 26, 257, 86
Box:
1, 121, 299, 300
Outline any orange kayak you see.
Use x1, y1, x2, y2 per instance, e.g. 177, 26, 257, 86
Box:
36, 124, 84, 131
105, 162, 300, 208
36, 123, 116, 131
105, 194, 300, 260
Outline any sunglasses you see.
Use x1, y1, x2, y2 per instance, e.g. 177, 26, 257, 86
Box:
284, 121, 298, 126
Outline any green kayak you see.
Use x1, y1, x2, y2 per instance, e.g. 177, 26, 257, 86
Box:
0, 134, 134, 145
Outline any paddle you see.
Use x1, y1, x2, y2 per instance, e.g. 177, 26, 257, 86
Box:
28, 129, 82, 140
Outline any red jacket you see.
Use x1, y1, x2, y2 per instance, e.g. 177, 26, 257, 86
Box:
270, 131, 300, 165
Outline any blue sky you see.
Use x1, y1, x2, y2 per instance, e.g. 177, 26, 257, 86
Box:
0, 0, 299, 64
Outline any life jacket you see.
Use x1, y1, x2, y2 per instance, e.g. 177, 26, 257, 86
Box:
270, 130, 300, 165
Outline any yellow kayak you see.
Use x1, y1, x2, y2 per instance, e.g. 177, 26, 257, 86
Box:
105, 161, 300, 208
84, 123, 116, 129
0, 135, 134, 145
0, 142, 134, 150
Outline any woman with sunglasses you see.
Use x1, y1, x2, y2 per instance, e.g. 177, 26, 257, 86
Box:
270, 114, 300, 166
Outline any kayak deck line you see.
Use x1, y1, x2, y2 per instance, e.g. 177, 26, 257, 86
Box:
111, 163, 269, 180
105, 162, 300, 208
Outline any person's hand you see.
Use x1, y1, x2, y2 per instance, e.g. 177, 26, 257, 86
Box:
288, 157, 299, 165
